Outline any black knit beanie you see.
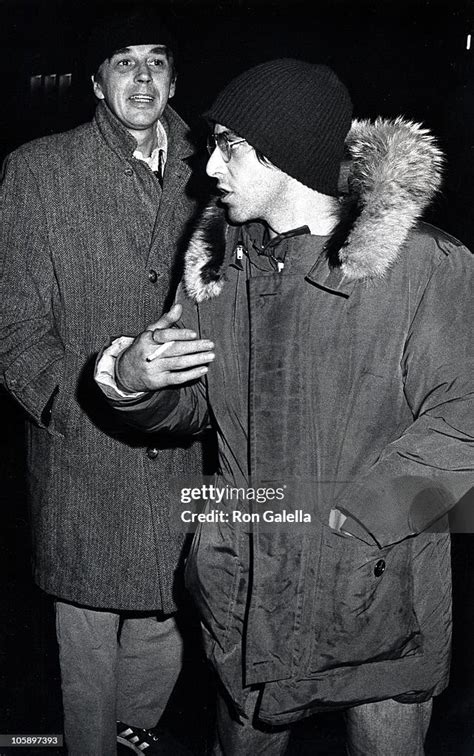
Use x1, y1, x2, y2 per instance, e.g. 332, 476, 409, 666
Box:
205, 59, 353, 196
86, 6, 177, 76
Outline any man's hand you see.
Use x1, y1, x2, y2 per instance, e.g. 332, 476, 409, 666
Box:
115, 304, 215, 393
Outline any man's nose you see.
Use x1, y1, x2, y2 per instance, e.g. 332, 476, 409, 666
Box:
206, 147, 225, 178
135, 62, 152, 82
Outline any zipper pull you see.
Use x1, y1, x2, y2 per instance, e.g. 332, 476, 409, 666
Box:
277, 261, 285, 272
235, 244, 244, 260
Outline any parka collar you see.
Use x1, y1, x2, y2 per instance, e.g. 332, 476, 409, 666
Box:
184, 118, 444, 303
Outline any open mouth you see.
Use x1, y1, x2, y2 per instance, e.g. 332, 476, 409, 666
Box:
129, 94, 155, 103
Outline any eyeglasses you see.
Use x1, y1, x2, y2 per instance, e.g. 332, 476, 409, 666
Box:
206, 132, 247, 162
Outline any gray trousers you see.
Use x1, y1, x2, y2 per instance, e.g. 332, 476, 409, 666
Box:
213, 687, 433, 756
55, 601, 183, 756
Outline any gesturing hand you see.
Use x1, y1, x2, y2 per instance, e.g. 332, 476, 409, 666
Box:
116, 304, 215, 393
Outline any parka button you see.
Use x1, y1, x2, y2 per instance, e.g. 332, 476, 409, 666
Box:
374, 559, 386, 577
124, 167, 133, 176
148, 269, 158, 283
146, 446, 159, 460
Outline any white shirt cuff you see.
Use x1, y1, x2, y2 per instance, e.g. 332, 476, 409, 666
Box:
95, 336, 147, 400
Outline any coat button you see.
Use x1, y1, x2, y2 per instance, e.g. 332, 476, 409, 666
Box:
124, 167, 133, 176
148, 269, 158, 283
374, 559, 386, 577
146, 447, 159, 460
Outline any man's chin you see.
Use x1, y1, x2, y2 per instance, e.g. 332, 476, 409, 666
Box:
218, 200, 246, 225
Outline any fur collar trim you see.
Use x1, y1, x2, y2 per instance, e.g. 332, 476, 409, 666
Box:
184, 118, 444, 302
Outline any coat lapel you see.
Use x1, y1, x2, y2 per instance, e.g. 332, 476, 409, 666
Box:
147, 106, 195, 266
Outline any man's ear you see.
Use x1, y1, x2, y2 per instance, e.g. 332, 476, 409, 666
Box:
168, 74, 177, 100
92, 75, 105, 100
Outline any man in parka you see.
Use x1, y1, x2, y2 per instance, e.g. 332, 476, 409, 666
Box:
0, 7, 208, 756
95, 60, 474, 754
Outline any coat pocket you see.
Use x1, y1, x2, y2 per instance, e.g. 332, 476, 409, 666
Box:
307, 526, 422, 673
49, 348, 82, 438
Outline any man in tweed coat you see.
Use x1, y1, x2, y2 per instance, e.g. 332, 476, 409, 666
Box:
0, 8, 206, 755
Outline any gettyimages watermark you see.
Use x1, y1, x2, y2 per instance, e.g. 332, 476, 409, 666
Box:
168, 475, 473, 534
180, 483, 286, 506
169, 478, 316, 531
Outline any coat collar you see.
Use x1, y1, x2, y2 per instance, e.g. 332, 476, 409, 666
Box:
93, 100, 195, 163
184, 117, 444, 303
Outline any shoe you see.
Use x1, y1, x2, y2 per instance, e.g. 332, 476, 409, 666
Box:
117, 722, 162, 754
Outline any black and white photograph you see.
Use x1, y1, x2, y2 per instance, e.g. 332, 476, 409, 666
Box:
1, 0, 473, 753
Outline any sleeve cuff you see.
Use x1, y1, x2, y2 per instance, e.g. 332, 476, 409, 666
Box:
95, 336, 147, 401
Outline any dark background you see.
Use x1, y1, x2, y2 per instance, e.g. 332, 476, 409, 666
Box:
1, 0, 473, 753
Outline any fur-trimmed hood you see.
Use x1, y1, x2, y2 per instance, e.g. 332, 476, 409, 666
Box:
184, 118, 444, 302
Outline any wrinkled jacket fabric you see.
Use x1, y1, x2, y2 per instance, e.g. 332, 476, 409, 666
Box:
0, 101, 205, 612
112, 119, 474, 719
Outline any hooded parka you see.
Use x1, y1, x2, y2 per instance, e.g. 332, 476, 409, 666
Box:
112, 118, 474, 721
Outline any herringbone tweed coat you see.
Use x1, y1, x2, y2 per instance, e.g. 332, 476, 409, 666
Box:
0, 101, 205, 612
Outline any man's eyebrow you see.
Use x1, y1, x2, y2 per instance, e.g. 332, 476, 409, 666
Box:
110, 47, 132, 57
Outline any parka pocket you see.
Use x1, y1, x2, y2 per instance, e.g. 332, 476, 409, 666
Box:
308, 526, 422, 673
